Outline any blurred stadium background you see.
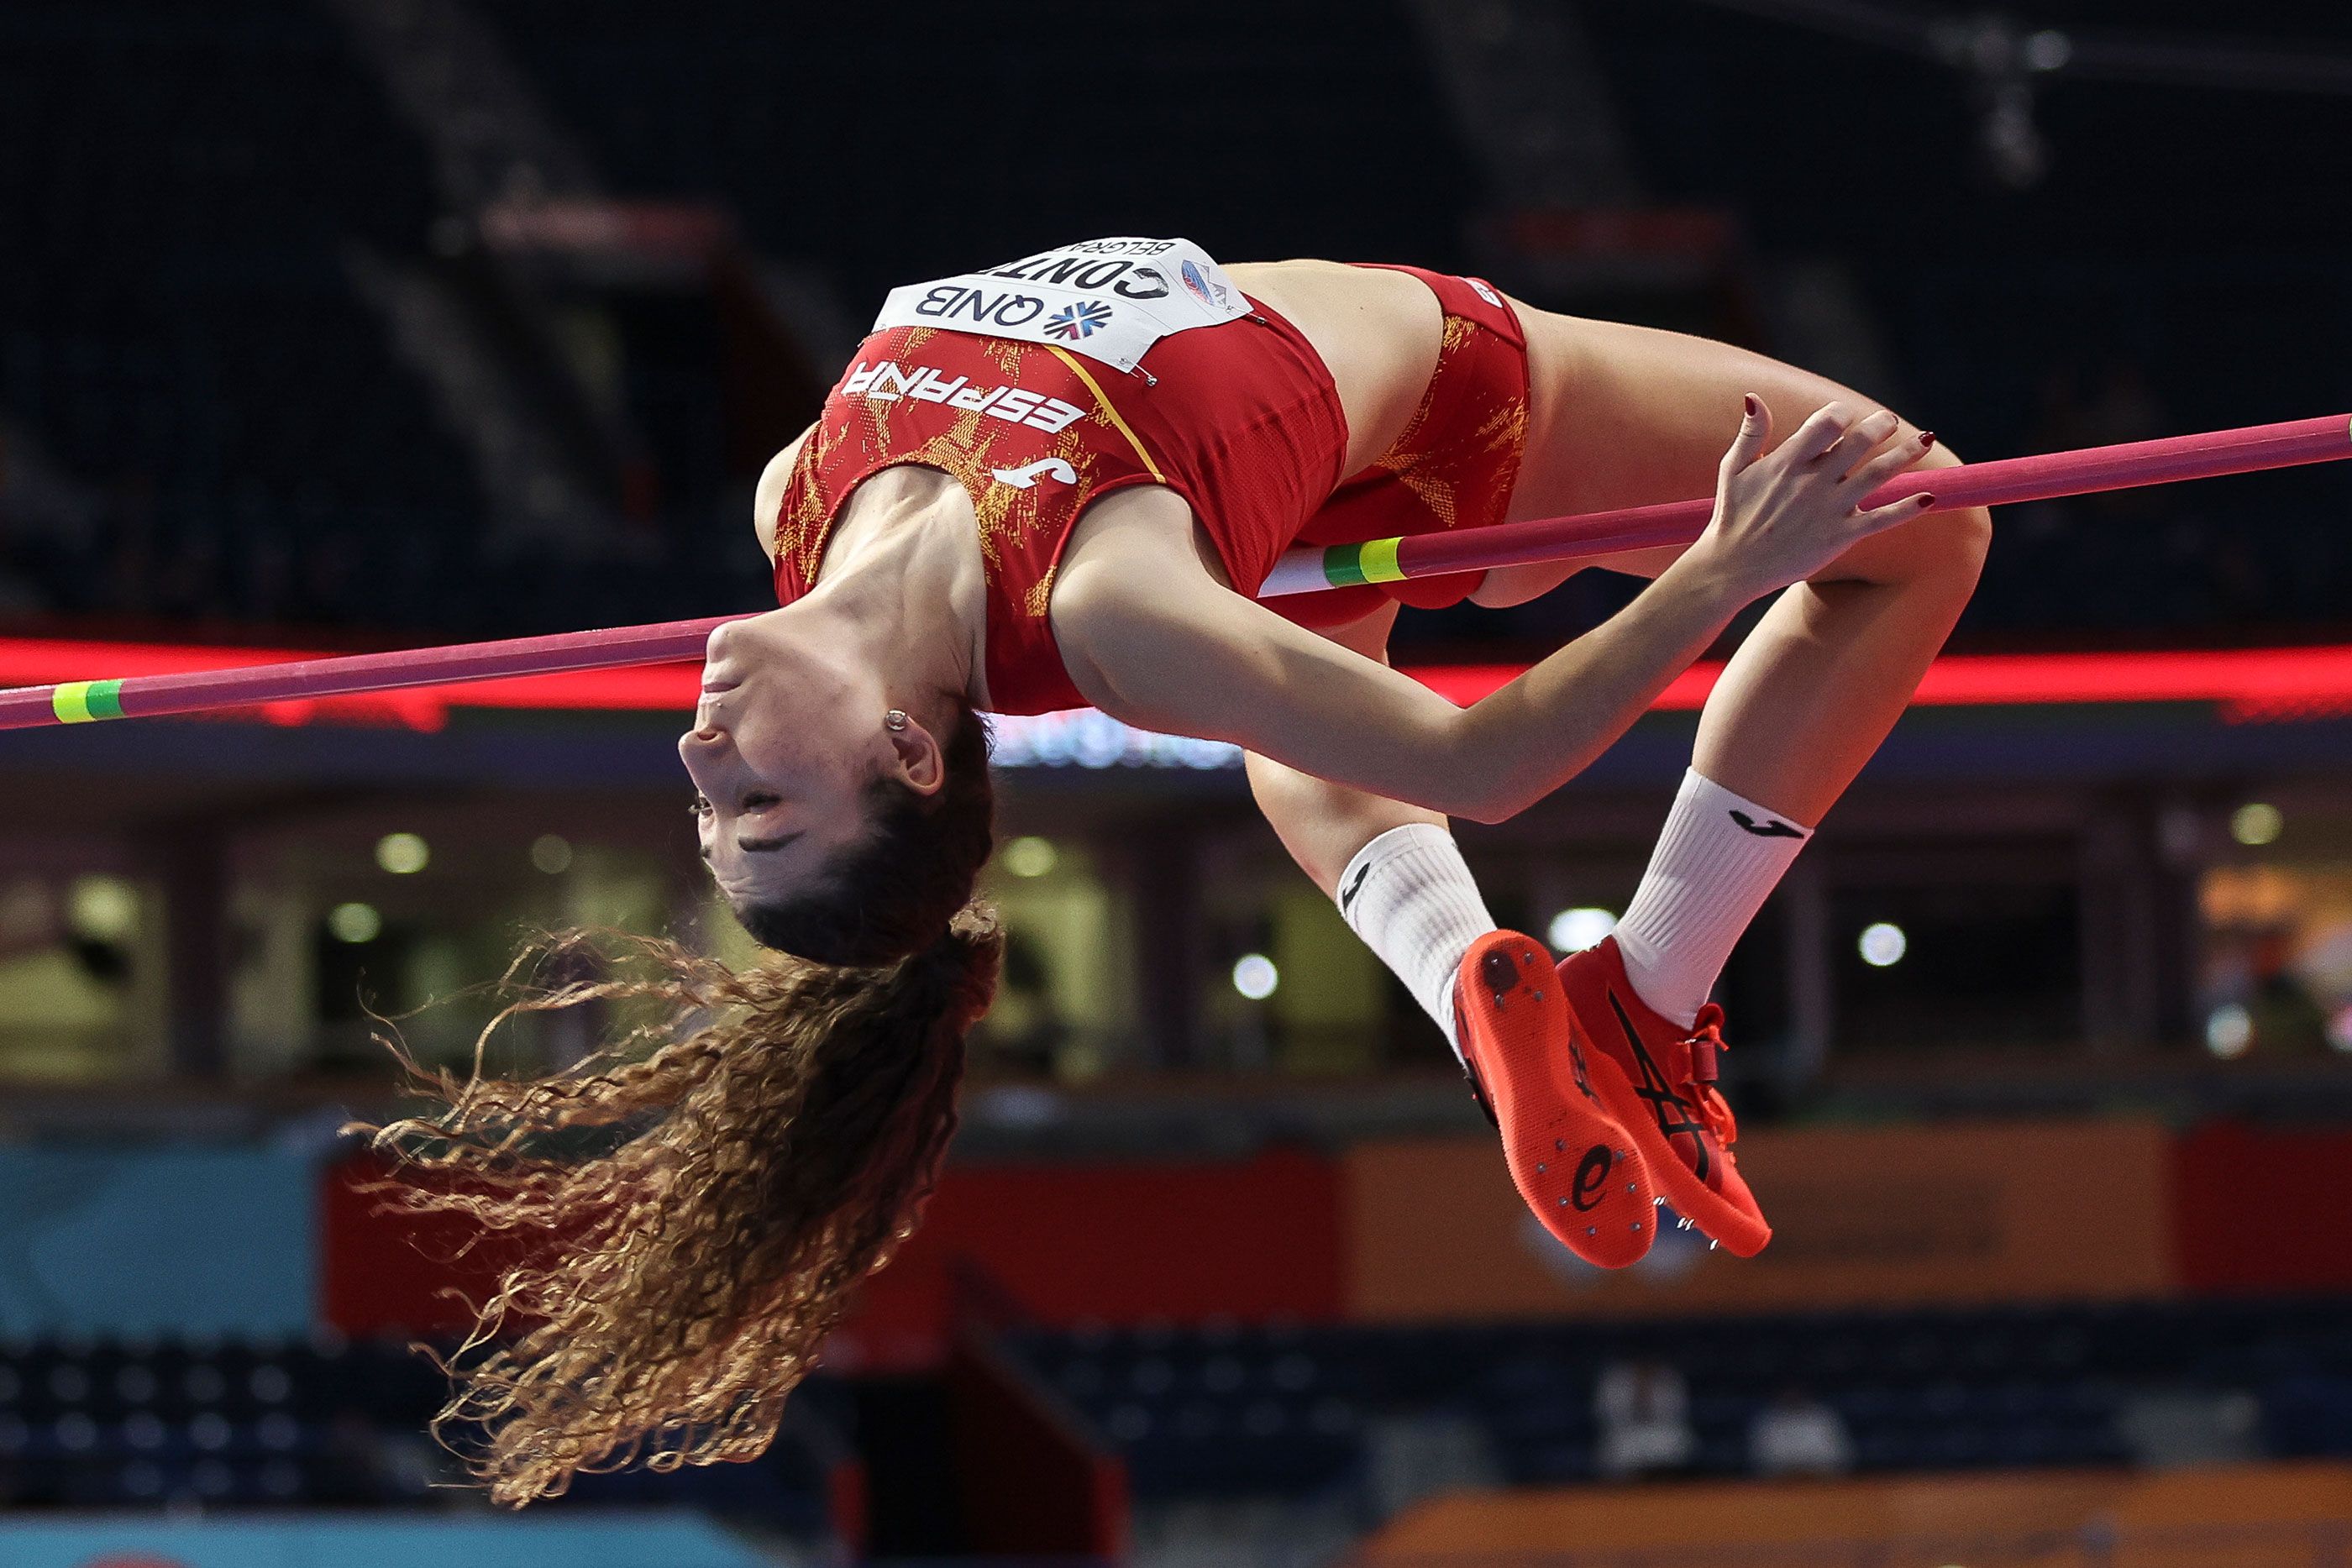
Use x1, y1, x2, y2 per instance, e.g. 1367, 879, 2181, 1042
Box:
4, 0, 2352, 1563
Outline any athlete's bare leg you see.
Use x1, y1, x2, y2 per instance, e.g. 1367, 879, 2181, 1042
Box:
1245, 600, 1440, 896
1487, 311, 1992, 824
1250, 597, 1505, 1063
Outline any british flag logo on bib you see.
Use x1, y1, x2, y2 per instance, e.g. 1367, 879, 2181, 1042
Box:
1044, 301, 1113, 340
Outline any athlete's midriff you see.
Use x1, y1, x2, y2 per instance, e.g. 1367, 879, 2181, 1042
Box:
774, 259, 1530, 715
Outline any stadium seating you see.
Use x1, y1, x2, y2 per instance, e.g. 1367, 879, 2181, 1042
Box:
0, 1329, 846, 1530
472, 0, 1483, 299
1000, 1295, 2352, 1503
6, 1, 2347, 646
0, 0, 483, 630
1575, 2, 2352, 643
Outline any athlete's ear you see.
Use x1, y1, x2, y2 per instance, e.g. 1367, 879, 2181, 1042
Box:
884, 713, 948, 797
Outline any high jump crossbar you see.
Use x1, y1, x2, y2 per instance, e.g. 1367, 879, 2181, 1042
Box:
3, 413, 2346, 732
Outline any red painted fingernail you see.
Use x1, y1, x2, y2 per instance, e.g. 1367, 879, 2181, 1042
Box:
1919, 430, 1937, 448
1743, 394, 1761, 417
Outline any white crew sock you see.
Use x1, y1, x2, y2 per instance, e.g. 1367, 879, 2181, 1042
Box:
1614, 768, 1814, 1029
1335, 823, 1498, 1063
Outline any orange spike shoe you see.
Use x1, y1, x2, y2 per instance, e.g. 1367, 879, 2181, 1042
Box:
1453, 931, 1657, 1269
1554, 937, 1772, 1258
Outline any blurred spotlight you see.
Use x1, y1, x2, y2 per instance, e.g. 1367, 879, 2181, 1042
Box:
1974, 73, 2046, 187
67, 876, 138, 941
1547, 906, 1618, 952
1003, 836, 1059, 878
529, 833, 574, 874
1231, 953, 1278, 999
1859, 921, 1908, 967
2205, 1002, 2254, 1058
375, 831, 430, 874
2328, 1005, 2352, 1054
328, 902, 382, 944
2231, 802, 2283, 847
2022, 29, 2072, 71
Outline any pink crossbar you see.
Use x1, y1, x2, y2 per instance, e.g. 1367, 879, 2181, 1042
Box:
0, 616, 737, 731
1253, 412, 2352, 594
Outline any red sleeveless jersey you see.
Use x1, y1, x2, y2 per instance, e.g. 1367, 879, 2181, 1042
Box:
774, 310, 1346, 713
773, 246, 1527, 715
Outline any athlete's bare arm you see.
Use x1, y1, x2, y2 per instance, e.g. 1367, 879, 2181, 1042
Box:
751, 424, 816, 560
1058, 493, 1740, 821
1053, 400, 1937, 822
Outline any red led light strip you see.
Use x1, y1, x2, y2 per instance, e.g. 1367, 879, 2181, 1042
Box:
4, 637, 2352, 732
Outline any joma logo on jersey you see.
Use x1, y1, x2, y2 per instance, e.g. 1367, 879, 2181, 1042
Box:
840, 360, 1088, 434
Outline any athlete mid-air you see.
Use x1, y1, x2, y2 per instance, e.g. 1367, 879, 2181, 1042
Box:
373, 237, 1983, 1502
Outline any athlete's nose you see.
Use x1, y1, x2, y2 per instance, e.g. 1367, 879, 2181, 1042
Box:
678, 727, 727, 774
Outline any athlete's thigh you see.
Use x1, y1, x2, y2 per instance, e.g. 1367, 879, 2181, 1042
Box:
1241, 597, 1420, 895
1505, 307, 1924, 579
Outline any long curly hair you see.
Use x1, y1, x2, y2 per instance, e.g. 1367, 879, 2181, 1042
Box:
358, 702, 997, 1506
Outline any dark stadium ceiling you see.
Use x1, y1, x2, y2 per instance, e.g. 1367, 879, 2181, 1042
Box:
1681, 0, 2352, 184
1684, 0, 2352, 95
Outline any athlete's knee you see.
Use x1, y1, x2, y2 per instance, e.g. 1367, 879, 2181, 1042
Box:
1909, 443, 1993, 576
1813, 439, 1987, 591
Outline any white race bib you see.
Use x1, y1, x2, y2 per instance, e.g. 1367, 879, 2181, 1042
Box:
872, 237, 1250, 374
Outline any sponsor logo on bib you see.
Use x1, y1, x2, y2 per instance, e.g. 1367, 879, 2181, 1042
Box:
873, 237, 1250, 373
1044, 301, 1114, 340
1179, 258, 1229, 308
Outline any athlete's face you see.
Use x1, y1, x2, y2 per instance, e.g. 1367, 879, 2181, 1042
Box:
678, 612, 893, 908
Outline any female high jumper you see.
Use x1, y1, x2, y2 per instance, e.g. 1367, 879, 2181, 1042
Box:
373, 238, 1985, 1502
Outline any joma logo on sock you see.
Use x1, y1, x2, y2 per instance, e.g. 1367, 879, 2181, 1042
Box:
1728, 809, 1803, 839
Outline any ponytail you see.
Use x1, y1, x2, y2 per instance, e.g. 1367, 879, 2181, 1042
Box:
360, 703, 1000, 1506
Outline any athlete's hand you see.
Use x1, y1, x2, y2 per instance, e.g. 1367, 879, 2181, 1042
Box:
1689, 396, 1938, 600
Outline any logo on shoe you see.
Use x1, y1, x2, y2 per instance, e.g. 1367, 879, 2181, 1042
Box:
1564, 1027, 1598, 1102
1608, 989, 1712, 1181
1569, 1144, 1614, 1211
1729, 808, 1805, 838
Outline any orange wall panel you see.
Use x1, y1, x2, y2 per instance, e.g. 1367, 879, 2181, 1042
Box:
1342, 1120, 2176, 1320
1367, 1470, 2129, 1555
1361, 1463, 2352, 1560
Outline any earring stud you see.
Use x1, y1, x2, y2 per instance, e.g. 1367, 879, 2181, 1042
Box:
885, 709, 909, 732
